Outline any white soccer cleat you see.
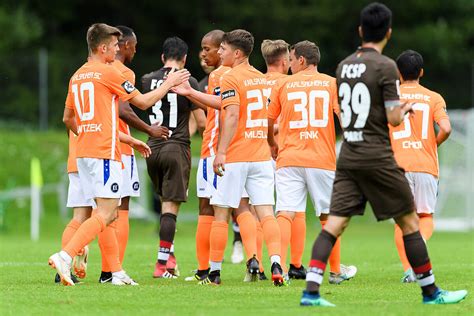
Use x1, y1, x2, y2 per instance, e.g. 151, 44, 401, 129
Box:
231, 241, 244, 264
329, 264, 358, 284
72, 246, 89, 279
48, 253, 74, 286
112, 271, 139, 286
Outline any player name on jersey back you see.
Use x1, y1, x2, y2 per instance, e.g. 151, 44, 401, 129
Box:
336, 47, 400, 169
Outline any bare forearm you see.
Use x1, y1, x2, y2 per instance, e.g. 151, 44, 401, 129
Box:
217, 112, 238, 154
120, 102, 151, 135
267, 119, 276, 146
436, 119, 451, 146
132, 81, 173, 110
189, 89, 221, 110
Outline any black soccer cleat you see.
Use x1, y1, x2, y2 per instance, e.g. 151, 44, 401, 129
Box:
259, 271, 268, 281
245, 255, 260, 282
199, 270, 221, 285
98, 271, 113, 284
54, 273, 80, 284
288, 264, 307, 280
271, 262, 286, 287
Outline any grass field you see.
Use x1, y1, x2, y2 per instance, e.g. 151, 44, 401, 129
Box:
0, 129, 473, 315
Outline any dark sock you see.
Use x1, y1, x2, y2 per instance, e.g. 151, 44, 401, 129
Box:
403, 231, 438, 296
306, 230, 337, 293
158, 213, 177, 265
232, 221, 242, 243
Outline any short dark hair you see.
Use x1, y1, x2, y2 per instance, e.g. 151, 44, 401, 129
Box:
222, 29, 254, 56
203, 29, 225, 47
86, 23, 122, 53
115, 25, 135, 43
162, 37, 188, 61
360, 2, 392, 43
291, 40, 320, 66
396, 50, 424, 81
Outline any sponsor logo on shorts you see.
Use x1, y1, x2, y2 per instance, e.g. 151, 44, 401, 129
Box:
132, 181, 140, 191
111, 183, 119, 193
121, 81, 136, 94
221, 89, 236, 100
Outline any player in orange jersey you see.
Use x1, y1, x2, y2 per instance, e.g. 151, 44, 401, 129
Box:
49, 23, 189, 286
203, 29, 284, 286
258, 39, 290, 279
268, 40, 357, 285
389, 50, 451, 283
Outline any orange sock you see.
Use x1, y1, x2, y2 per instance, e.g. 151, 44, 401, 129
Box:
261, 215, 281, 258
321, 220, 341, 273
419, 214, 434, 241
63, 214, 105, 258
236, 211, 258, 260
196, 215, 214, 270
98, 221, 121, 272
115, 210, 129, 263
290, 212, 306, 268
276, 213, 292, 272
394, 224, 411, 271
61, 219, 81, 248
256, 221, 264, 272
209, 221, 228, 262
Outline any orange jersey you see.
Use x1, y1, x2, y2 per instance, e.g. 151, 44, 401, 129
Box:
200, 66, 230, 158
220, 63, 271, 163
112, 60, 136, 156
265, 72, 288, 145
67, 131, 78, 173
65, 60, 140, 161
267, 69, 340, 170
389, 83, 449, 177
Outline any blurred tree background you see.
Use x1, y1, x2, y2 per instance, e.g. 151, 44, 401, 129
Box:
0, 0, 473, 129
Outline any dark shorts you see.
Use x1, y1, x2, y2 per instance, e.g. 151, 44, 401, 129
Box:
146, 142, 191, 202
330, 166, 415, 221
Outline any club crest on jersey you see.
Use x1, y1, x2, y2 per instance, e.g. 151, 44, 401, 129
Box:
132, 181, 140, 191
121, 81, 136, 94
213, 87, 221, 96
221, 89, 236, 100
111, 183, 119, 193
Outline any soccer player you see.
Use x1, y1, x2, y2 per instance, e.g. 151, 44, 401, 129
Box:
259, 38, 290, 277
268, 40, 357, 284
300, 3, 467, 306
142, 36, 206, 279
49, 23, 190, 286
208, 29, 284, 286
389, 50, 452, 283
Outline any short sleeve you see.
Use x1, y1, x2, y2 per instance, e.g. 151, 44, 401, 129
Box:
267, 81, 283, 120
65, 80, 74, 110
189, 77, 200, 110
105, 67, 140, 102
220, 73, 240, 109
379, 60, 400, 108
433, 93, 449, 123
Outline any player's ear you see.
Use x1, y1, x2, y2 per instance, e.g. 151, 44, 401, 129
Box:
183, 54, 187, 66
161, 54, 165, 64
358, 26, 363, 39
420, 68, 424, 79
386, 28, 392, 40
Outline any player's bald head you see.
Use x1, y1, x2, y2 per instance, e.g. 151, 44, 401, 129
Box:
203, 30, 224, 48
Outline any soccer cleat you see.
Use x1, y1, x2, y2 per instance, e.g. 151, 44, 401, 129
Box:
401, 268, 416, 283
300, 290, 336, 307
185, 269, 209, 282
231, 241, 244, 264
54, 273, 80, 284
423, 289, 468, 304
329, 264, 357, 284
111, 271, 139, 286
244, 255, 260, 282
48, 253, 74, 286
271, 262, 286, 287
166, 254, 180, 277
198, 271, 221, 285
72, 246, 89, 279
288, 264, 307, 280
259, 271, 268, 281
153, 262, 178, 279
98, 271, 113, 284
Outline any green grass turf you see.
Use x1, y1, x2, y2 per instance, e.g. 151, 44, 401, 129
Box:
0, 218, 472, 315
0, 129, 472, 315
